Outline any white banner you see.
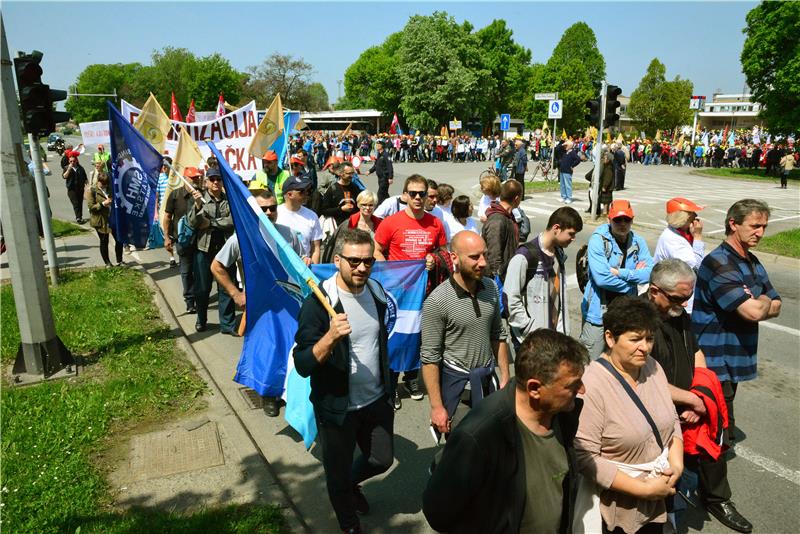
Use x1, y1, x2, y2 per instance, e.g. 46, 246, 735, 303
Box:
79, 120, 111, 147
120, 99, 260, 180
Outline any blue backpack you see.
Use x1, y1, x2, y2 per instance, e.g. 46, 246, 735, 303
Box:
176, 214, 195, 248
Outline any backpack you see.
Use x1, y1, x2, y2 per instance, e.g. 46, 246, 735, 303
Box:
176, 214, 195, 248
576, 234, 640, 293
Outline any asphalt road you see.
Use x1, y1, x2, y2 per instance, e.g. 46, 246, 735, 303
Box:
39, 149, 800, 533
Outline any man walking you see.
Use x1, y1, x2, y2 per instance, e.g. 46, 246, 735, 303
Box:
277, 176, 323, 265
504, 207, 582, 349
482, 179, 522, 282
692, 199, 780, 444
558, 140, 584, 204
646, 259, 753, 533
421, 231, 511, 436
293, 229, 395, 534
423, 329, 587, 533
319, 160, 361, 225
579, 200, 654, 359
62, 152, 88, 223
367, 141, 393, 204
512, 138, 528, 184
613, 143, 627, 190
249, 150, 290, 203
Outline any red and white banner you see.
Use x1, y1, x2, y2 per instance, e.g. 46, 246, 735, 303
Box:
79, 120, 111, 147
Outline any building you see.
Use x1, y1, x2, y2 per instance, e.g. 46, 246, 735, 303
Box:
698, 94, 762, 130
299, 109, 384, 133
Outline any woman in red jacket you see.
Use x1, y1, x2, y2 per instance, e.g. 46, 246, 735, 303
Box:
348, 189, 382, 235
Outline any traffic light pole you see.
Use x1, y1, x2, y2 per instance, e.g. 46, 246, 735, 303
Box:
28, 132, 59, 286
590, 81, 607, 220
1, 15, 74, 382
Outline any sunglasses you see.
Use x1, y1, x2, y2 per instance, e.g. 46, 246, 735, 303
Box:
339, 255, 376, 269
207, 177, 221, 183
653, 285, 691, 304
407, 190, 427, 198
261, 205, 278, 213
612, 217, 632, 223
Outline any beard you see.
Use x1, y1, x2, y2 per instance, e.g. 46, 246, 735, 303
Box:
667, 306, 684, 318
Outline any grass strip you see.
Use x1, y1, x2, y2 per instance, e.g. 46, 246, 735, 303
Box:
692, 167, 799, 182
525, 180, 589, 193
756, 228, 800, 259
51, 218, 87, 238
0, 268, 286, 533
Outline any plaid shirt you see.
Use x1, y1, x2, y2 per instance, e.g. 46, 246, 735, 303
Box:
692, 241, 780, 382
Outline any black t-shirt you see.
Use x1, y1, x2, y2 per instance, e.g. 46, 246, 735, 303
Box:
642, 294, 698, 390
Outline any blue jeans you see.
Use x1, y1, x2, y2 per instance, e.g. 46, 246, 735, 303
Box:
193, 249, 237, 331
559, 171, 573, 200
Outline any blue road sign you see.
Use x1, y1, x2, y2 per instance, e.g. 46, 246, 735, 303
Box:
500, 114, 511, 131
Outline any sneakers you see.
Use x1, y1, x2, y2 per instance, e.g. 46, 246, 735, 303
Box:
407, 379, 423, 401
170, 258, 178, 267
352, 485, 369, 514
195, 322, 207, 332
393, 389, 402, 410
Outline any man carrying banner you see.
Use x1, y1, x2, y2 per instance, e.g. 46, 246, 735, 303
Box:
164, 167, 204, 314
293, 228, 395, 534
188, 167, 236, 333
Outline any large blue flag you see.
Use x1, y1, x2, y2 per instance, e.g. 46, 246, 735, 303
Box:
270, 111, 302, 168
206, 141, 317, 399
107, 101, 163, 248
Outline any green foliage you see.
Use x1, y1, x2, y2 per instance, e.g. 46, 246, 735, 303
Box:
1, 269, 217, 533
741, 2, 800, 134
65, 63, 143, 123
50, 218, 87, 238
241, 53, 321, 110
397, 12, 494, 132
757, 228, 800, 259
343, 33, 403, 114
186, 53, 244, 111
299, 82, 330, 112
627, 58, 693, 136
547, 22, 606, 90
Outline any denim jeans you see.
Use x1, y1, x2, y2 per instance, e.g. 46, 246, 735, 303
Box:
193, 249, 236, 331
176, 244, 196, 308
559, 171, 573, 200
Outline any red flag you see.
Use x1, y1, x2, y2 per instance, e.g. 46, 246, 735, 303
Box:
215, 94, 226, 118
185, 99, 196, 123
389, 112, 400, 135
170, 92, 183, 122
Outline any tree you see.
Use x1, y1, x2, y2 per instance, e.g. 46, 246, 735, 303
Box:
628, 58, 693, 136
741, 1, 800, 133
145, 47, 200, 112
296, 82, 329, 112
396, 12, 493, 132
65, 63, 143, 123
242, 53, 316, 109
548, 22, 606, 90
185, 53, 243, 111
343, 32, 403, 114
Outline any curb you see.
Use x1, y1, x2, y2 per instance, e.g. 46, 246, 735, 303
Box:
136, 266, 310, 533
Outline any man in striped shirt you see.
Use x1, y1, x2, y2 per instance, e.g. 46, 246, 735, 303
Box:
692, 199, 781, 445
421, 231, 510, 436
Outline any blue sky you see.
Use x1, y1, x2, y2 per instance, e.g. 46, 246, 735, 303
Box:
3, 1, 756, 111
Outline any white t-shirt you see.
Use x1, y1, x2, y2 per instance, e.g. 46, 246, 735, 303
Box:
478, 194, 497, 220
374, 195, 405, 219
444, 213, 479, 242
277, 205, 323, 257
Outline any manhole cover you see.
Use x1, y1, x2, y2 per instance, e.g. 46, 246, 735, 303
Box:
239, 387, 265, 410
129, 422, 224, 481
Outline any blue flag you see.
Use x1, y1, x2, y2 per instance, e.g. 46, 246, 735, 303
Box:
271, 111, 302, 168
107, 101, 163, 248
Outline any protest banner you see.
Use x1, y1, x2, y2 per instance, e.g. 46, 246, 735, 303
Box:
79, 120, 111, 147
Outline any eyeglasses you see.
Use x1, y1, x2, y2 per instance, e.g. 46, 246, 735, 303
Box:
612, 217, 632, 223
359, 204, 375, 209
407, 190, 427, 198
261, 205, 278, 213
653, 285, 692, 304
339, 255, 376, 269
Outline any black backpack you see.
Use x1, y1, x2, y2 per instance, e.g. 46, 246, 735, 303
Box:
575, 235, 639, 293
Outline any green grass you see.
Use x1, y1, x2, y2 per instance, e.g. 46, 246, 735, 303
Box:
525, 180, 589, 193
0, 269, 286, 534
757, 228, 800, 258
51, 218, 87, 238
693, 167, 800, 182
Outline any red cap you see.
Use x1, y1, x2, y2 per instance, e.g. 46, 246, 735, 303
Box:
608, 200, 634, 219
290, 153, 306, 165
262, 150, 278, 161
666, 197, 704, 214
182, 166, 202, 178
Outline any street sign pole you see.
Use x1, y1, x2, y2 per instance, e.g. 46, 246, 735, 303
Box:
550, 92, 558, 168
27, 132, 59, 286
591, 81, 607, 220
1, 15, 73, 382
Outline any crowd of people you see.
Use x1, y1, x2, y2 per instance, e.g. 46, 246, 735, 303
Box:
58, 133, 787, 534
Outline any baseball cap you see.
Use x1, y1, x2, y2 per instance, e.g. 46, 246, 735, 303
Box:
262, 150, 278, 162
290, 154, 306, 166
608, 200, 635, 219
666, 197, 704, 214
206, 167, 221, 178
282, 175, 312, 194
183, 166, 202, 178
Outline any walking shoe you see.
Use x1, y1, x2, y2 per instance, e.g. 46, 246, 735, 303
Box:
263, 397, 279, 417
170, 258, 178, 267
407, 379, 424, 401
352, 485, 370, 514
564, 199, 574, 204
706, 501, 752, 533
393, 389, 402, 410
186, 305, 197, 314
195, 322, 207, 332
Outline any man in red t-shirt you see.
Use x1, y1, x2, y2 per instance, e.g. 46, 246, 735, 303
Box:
374, 174, 446, 409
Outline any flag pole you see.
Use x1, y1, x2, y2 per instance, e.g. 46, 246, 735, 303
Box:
162, 161, 207, 204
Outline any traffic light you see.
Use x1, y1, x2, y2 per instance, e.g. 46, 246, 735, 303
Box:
585, 98, 601, 125
13, 50, 70, 136
605, 85, 622, 126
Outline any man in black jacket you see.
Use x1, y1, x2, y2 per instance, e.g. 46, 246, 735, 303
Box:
62, 152, 88, 223
423, 329, 588, 534
293, 228, 395, 534
367, 141, 394, 204
319, 161, 361, 225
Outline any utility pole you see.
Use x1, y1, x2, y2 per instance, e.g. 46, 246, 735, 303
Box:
590, 81, 607, 220
1, 15, 74, 382
27, 132, 59, 285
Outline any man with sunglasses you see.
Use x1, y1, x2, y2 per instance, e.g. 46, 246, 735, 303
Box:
293, 228, 395, 534
187, 167, 235, 333
277, 176, 323, 265
579, 199, 654, 359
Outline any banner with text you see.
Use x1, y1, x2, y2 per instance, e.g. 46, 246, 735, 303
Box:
80, 120, 111, 147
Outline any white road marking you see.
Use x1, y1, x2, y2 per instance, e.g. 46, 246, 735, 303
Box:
708, 214, 800, 234
761, 320, 800, 337
735, 445, 800, 486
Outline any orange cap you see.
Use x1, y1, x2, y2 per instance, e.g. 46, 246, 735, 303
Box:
666, 197, 704, 214
183, 166, 202, 178
608, 200, 634, 219
262, 150, 278, 161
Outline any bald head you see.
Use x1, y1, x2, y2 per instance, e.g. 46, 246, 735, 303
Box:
451, 231, 488, 282
451, 231, 485, 255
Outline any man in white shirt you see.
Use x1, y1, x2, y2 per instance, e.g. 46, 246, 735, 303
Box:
277, 175, 323, 264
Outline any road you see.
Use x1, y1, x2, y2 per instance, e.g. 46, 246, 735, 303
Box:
37, 149, 800, 533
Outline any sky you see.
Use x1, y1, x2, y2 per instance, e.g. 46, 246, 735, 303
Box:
3, 1, 757, 112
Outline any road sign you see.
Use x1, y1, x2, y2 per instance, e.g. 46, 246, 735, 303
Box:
689, 96, 706, 110
548, 99, 563, 119
499, 114, 511, 131
449, 120, 462, 130
535, 92, 557, 101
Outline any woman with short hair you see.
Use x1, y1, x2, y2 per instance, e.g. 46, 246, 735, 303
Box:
348, 189, 382, 235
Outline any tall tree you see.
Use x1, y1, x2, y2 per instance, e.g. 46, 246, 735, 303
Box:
65, 63, 143, 123
146, 47, 199, 112
185, 53, 243, 111
548, 22, 606, 90
242, 53, 316, 109
296, 82, 330, 112
741, 1, 800, 133
343, 32, 403, 114
628, 58, 693, 136
396, 12, 493, 132
475, 20, 532, 123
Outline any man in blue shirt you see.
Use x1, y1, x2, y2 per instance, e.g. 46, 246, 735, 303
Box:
558, 140, 584, 204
